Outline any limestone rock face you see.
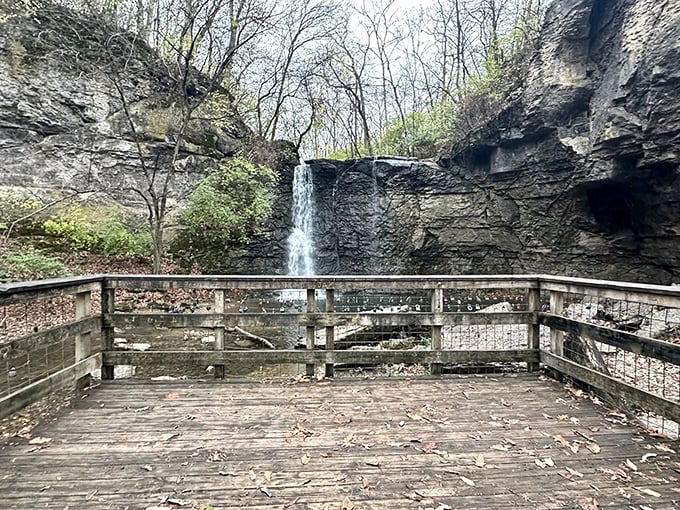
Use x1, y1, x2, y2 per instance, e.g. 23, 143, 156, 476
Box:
0, 9, 250, 208
234, 0, 680, 283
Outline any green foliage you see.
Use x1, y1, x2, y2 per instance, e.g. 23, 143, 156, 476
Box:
183, 157, 278, 243
41, 206, 151, 256
376, 102, 456, 158
0, 191, 44, 235
171, 157, 278, 270
96, 219, 152, 256
43, 208, 96, 250
0, 250, 73, 282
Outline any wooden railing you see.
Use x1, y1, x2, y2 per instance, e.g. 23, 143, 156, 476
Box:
1, 274, 679, 436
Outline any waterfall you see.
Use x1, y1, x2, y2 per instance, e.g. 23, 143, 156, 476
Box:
287, 162, 315, 275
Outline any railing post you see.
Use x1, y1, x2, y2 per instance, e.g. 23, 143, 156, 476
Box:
75, 291, 91, 365
325, 289, 335, 378
101, 286, 115, 380
306, 288, 316, 377
550, 291, 565, 356
527, 288, 540, 372
431, 287, 443, 375
214, 289, 225, 379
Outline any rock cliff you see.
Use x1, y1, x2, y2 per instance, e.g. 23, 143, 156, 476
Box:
0, 7, 254, 209
3, 0, 679, 282
226, 0, 680, 283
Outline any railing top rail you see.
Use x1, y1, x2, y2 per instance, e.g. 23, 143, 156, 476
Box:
103, 274, 543, 290
537, 275, 680, 306
2, 273, 680, 300
0, 275, 104, 305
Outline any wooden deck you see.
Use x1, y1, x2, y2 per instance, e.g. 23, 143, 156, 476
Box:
1, 375, 679, 509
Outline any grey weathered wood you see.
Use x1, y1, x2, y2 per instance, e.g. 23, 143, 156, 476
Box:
214, 290, 226, 379
103, 348, 538, 366
103, 274, 542, 291
526, 288, 540, 372
538, 276, 680, 308
539, 313, 680, 365
0, 317, 100, 356
0, 354, 101, 421
105, 313, 223, 329
325, 289, 335, 378
431, 287, 443, 375
299, 312, 533, 327
541, 351, 680, 424
103, 311, 534, 330
74, 291, 91, 362
549, 291, 565, 356
4, 376, 679, 508
101, 288, 115, 381
0, 277, 102, 306
306, 288, 315, 377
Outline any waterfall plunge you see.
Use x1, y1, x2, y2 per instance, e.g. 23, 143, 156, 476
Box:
287, 163, 315, 275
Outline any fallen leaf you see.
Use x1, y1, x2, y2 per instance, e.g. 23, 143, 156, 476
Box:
166, 392, 179, 400
625, 459, 638, 472
577, 497, 599, 510
474, 453, 486, 468
566, 467, 584, 478
166, 498, 188, 506
653, 443, 676, 453
554, 435, 571, 448
586, 442, 601, 454
636, 487, 661, 497
28, 437, 52, 445
341, 496, 355, 510
263, 471, 272, 483
422, 442, 438, 454
300, 454, 311, 465
460, 475, 475, 487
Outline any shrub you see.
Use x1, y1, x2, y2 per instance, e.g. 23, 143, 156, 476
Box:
0, 250, 73, 282
43, 207, 96, 250
41, 206, 151, 256
182, 157, 278, 244
171, 157, 278, 270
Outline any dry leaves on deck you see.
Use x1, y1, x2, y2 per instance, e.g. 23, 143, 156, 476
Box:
341, 496, 355, 509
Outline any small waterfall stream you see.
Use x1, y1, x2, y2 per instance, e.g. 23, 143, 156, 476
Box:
287, 162, 315, 276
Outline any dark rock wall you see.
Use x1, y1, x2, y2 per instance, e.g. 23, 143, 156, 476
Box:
235, 0, 680, 283
3, 1, 679, 282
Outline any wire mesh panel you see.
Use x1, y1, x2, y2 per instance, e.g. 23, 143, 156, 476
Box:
544, 289, 680, 439
0, 293, 84, 398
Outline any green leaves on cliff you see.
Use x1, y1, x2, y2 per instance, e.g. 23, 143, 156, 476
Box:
181, 157, 278, 245
42, 206, 151, 256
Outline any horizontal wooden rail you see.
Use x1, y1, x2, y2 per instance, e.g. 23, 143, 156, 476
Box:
0, 317, 101, 357
0, 277, 102, 306
104, 311, 534, 329
541, 351, 680, 423
538, 276, 680, 307
539, 313, 680, 365
103, 274, 541, 291
104, 349, 539, 366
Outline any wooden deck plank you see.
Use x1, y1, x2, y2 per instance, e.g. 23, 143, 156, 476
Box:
1, 376, 679, 509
